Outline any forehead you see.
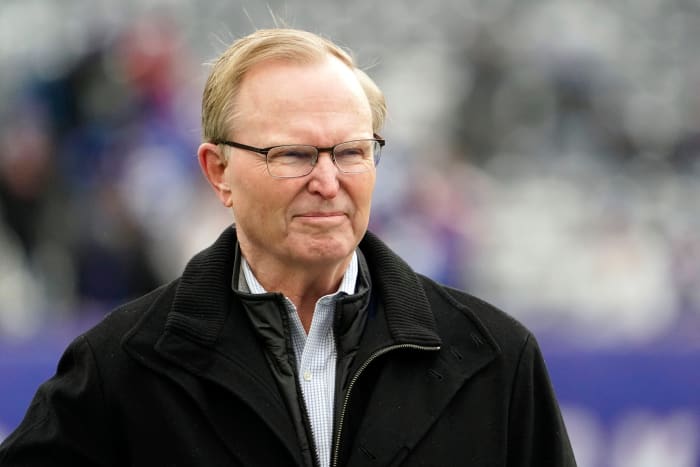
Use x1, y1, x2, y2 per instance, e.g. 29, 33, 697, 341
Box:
233, 57, 372, 140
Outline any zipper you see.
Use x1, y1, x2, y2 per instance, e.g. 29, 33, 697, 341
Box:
330, 343, 440, 467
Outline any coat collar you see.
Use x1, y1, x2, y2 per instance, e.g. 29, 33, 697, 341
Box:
162, 225, 444, 349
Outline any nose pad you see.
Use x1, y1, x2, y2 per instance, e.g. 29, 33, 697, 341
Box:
311, 151, 339, 174
308, 152, 340, 197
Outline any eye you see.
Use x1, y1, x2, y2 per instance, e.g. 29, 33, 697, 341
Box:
335, 144, 368, 159
280, 149, 310, 159
269, 146, 315, 163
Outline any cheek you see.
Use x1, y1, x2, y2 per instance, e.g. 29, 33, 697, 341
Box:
355, 175, 376, 209
226, 171, 255, 214
226, 163, 259, 202
230, 174, 300, 223
348, 176, 376, 229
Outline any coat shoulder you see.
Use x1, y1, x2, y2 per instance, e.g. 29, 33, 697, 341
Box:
81, 280, 178, 351
417, 274, 532, 354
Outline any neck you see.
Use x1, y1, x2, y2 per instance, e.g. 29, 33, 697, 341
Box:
242, 252, 353, 332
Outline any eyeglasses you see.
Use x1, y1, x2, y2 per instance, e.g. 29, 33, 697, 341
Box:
212, 136, 385, 178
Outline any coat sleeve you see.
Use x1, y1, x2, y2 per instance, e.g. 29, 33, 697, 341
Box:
0, 335, 116, 467
506, 333, 577, 467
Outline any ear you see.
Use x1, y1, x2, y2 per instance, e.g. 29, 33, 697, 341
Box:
197, 142, 234, 207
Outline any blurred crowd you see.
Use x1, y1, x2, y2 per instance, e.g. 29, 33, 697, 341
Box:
0, 0, 699, 345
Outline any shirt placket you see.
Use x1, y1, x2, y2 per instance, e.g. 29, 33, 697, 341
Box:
290, 298, 337, 467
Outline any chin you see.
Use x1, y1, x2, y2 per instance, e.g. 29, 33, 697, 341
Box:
294, 237, 356, 265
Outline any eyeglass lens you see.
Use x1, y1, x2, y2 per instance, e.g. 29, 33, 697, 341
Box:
266, 140, 380, 177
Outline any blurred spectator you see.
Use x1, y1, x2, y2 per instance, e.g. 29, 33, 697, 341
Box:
0, 110, 54, 259
0, 15, 200, 333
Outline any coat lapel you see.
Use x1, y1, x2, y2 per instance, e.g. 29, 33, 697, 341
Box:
153, 318, 303, 466
123, 227, 303, 466
344, 233, 500, 466
345, 313, 498, 466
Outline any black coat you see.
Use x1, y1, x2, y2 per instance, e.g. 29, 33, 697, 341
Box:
0, 227, 576, 466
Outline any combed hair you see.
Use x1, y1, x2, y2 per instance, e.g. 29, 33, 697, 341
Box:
201, 28, 387, 142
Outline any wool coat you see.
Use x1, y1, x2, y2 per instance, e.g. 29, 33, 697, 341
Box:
0, 227, 576, 466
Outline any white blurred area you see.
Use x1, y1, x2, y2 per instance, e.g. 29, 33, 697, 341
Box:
0, 0, 699, 346
563, 405, 700, 467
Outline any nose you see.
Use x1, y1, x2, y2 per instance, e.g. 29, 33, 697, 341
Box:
307, 151, 340, 198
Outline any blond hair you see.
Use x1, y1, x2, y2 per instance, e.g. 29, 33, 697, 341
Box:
201, 28, 386, 142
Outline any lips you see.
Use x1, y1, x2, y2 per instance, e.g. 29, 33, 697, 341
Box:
298, 211, 345, 217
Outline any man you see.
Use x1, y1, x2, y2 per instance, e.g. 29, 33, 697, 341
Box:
0, 28, 576, 466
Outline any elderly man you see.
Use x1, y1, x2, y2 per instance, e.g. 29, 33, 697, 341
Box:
0, 29, 576, 466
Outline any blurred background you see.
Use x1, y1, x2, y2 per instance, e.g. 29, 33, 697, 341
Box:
0, 0, 698, 465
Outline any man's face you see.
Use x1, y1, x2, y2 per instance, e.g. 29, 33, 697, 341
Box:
222, 57, 376, 271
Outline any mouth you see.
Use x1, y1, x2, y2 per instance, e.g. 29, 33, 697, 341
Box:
294, 211, 348, 226
298, 211, 345, 218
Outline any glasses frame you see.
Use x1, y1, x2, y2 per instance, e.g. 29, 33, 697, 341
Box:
212, 134, 386, 178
